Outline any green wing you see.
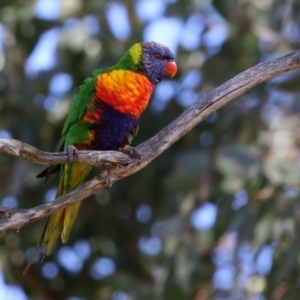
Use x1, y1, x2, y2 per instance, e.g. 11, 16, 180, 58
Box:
56, 69, 104, 151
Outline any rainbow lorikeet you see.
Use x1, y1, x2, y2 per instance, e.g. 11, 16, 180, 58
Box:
24, 41, 177, 272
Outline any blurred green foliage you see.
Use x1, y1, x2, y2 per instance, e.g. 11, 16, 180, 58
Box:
1, 0, 300, 299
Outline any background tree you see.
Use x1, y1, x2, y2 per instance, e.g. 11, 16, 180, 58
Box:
1, 0, 300, 299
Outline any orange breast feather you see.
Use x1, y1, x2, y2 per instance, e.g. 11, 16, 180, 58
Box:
95, 70, 154, 119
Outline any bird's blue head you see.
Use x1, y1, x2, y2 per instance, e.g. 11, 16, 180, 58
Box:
140, 41, 177, 84
126, 41, 177, 85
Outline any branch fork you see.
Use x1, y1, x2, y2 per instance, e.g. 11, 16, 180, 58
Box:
1, 49, 300, 233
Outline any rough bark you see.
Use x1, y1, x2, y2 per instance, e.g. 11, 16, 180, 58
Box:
1, 49, 300, 233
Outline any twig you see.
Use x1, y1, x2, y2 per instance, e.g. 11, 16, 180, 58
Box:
0, 49, 300, 233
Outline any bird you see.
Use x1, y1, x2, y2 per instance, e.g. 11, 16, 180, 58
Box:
23, 41, 177, 273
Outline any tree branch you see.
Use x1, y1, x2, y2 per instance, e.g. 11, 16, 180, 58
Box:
0, 139, 133, 166
1, 49, 300, 233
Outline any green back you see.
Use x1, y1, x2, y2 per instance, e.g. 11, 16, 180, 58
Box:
56, 43, 142, 151
55, 69, 103, 151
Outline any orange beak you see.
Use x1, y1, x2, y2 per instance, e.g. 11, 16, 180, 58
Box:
164, 61, 177, 77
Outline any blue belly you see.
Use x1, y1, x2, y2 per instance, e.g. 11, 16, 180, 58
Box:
91, 99, 139, 151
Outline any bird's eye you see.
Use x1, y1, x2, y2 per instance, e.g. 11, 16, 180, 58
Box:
153, 54, 160, 59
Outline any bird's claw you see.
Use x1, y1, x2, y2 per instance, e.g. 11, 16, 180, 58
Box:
66, 145, 79, 162
120, 145, 140, 160
0, 207, 24, 221
105, 173, 119, 187
0, 206, 13, 218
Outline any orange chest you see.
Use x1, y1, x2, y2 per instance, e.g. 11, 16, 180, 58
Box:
95, 70, 154, 118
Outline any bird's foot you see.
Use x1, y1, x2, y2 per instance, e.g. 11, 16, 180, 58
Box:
105, 173, 119, 187
0, 206, 13, 218
66, 145, 79, 162
0, 206, 23, 219
120, 145, 140, 160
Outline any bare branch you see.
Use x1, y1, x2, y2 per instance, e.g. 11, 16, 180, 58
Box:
0, 139, 132, 166
1, 49, 300, 233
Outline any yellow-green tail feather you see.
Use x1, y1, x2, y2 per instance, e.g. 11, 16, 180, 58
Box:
24, 162, 92, 273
